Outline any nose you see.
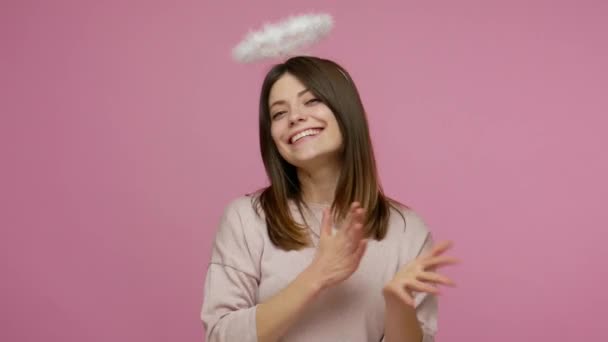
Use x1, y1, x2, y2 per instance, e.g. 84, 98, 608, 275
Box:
288, 108, 307, 127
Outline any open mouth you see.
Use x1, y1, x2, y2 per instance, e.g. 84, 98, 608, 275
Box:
290, 128, 323, 144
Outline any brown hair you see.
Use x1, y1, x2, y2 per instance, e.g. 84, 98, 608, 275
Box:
252, 56, 406, 250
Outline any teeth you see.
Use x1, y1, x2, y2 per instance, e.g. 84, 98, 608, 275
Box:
291, 129, 321, 143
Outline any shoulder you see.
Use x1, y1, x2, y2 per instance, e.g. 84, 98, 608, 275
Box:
403, 209, 431, 237
221, 193, 264, 223
210, 195, 265, 277
216, 194, 266, 242
387, 203, 433, 256
388, 202, 431, 236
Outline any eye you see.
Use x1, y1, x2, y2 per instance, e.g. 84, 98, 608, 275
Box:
272, 111, 286, 120
305, 98, 321, 105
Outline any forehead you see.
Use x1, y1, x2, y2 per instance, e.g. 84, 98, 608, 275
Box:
268, 73, 308, 103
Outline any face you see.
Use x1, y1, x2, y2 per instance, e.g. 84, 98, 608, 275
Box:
268, 73, 343, 169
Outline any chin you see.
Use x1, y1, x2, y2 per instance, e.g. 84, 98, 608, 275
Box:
288, 150, 340, 168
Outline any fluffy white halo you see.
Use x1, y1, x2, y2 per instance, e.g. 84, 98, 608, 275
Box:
232, 13, 334, 63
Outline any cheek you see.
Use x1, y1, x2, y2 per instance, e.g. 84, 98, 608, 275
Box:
270, 125, 289, 156
331, 127, 344, 146
269, 124, 282, 144
324, 115, 342, 142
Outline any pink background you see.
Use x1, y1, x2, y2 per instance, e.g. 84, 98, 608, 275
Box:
2, 0, 607, 341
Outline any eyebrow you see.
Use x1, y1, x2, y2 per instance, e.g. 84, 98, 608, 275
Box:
269, 88, 311, 109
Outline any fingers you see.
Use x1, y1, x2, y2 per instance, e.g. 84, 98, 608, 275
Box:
320, 208, 333, 237
395, 288, 415, 307
418, 271, 456, 287
344, 208, 366, 253
354, 238, 368, 261
423, 240, 453, 258
408, 279, 440, 295
352, 206, 366, 226
341, 202, 361, 233
344, 205, 366, 240
422, 255, 461, 269
348, 211, 365, 239
386, 240, 460, 304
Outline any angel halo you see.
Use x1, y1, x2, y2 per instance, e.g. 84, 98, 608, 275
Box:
232, 13, 334, 63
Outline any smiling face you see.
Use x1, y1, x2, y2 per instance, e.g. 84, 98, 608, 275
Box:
268, 72, 343, 169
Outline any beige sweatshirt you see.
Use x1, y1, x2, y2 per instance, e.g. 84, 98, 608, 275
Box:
201, 195, 438, 342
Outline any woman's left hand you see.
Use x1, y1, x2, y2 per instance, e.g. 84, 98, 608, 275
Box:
383, 240, 460, 307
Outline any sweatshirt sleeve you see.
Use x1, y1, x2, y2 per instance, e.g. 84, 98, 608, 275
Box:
413, 231, 439, 342
384, 210, 439, 342
201, 198, 263, 342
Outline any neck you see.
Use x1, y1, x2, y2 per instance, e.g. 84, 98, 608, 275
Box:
297, 160, 341, 205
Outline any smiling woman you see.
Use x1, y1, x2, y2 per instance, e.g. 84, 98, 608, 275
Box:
200, 56, 459, 342
258, 57, 394, 250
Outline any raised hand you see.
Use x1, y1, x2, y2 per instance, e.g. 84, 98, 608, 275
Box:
383, 240, 460, 307
307, 202, 369, 290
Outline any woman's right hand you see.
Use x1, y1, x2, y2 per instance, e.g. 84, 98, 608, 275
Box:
306, 202, 369, 290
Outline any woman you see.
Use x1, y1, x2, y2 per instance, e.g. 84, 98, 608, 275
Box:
201, 56, 458, 342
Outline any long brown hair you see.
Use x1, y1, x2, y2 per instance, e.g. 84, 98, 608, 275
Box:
252, 56, 406, 250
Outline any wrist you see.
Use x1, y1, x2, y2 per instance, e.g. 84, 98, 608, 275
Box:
382, 284, 416, 307
382, 287, 398, 304
384, 294, 418, 315
298, 266, 326, 298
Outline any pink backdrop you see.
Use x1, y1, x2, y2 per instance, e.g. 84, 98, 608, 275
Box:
2, 0, 607, 341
